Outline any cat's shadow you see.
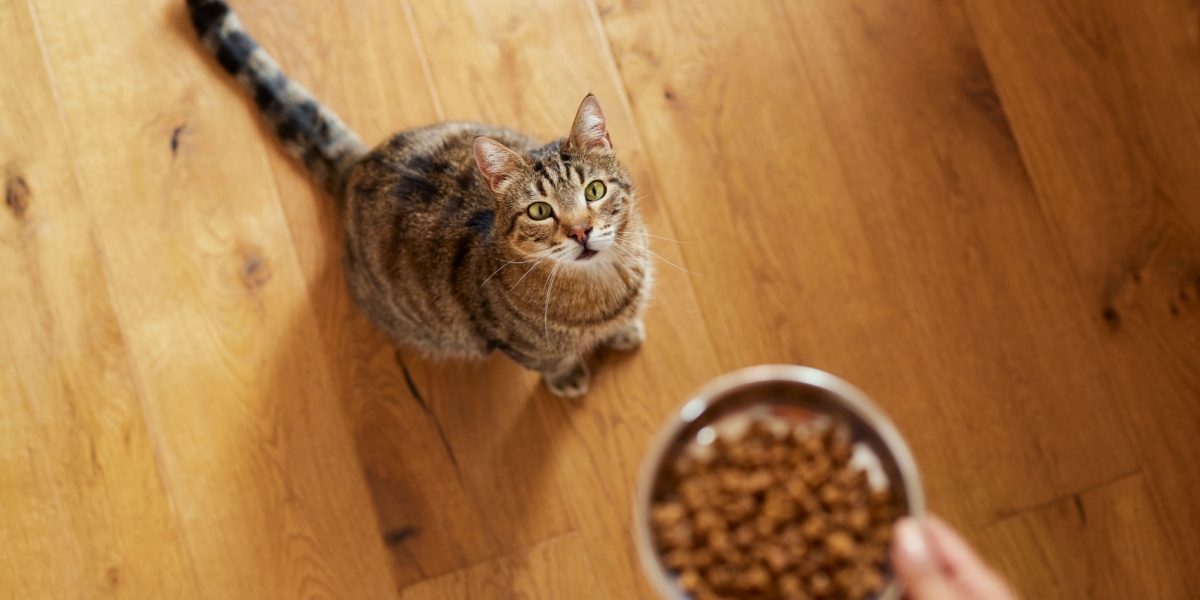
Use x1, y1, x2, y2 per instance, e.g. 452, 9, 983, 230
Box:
267, 190, 577, 588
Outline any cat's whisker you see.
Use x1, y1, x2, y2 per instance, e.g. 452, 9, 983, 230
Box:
481, 249, 556, 289
479, 264, 510, 288
509, 259, 546, 291
624, 231, 686, 244
608, 245, 641, 268
543, 263, 562, 340
614, 234, 641, 245
481, 261, 525, 288
616, 240, 698, 276
608, 244, 652, 276
614, 235, 652, 255
608, 240, 637, 258
610, 238, 644, 258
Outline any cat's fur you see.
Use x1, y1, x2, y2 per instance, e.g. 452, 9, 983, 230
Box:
186, 0, 651, 396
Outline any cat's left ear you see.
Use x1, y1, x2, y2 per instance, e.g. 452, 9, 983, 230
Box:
566, 94, 613, 153
474, 136, 526, 193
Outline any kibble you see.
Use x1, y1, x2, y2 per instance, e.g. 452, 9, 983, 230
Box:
650, 417, 900, 599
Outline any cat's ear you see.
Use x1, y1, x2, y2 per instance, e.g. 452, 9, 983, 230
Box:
566, 94, 613, 153
473, 136, 525, 193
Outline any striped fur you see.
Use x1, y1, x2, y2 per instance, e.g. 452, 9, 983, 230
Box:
186, 1, 651, 397
186, 0, 364, 195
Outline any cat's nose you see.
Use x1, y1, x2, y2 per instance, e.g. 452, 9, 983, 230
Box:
568, 225, 592, 245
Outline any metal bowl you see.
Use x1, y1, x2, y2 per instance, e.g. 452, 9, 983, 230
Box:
633, 365, 925, 600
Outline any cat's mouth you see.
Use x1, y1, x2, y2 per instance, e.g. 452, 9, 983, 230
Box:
576, 248, 599, 261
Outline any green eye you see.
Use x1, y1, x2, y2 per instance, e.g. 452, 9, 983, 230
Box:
584, 180, 607, 202
527, 201, 554, 220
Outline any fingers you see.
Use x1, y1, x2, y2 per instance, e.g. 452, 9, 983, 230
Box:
892, 515, 1021, 600
924, 516, 1004, 584
892, 518, 959, 600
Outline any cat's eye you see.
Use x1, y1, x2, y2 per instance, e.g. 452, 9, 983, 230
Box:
527, 201, 554, 220
584, 180, 606, 202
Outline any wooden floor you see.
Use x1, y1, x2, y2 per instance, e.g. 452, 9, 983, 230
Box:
2, 0, 1197, 597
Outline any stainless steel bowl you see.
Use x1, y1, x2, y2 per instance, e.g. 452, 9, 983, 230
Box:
633, 365, 925, 600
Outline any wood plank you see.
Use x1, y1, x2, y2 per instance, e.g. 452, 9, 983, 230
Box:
348, 349, 577, 588
595, 0, 892, 373
963, 0, 1200, 574
399, 534, 598, 600
978, 473, 1189, 599
0, 1, 197, 596
771, 0, 1144, 515
400, 0, 725, 595
26, 0, 398, 596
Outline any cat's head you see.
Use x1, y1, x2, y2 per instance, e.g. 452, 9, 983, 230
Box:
473, 95, 637, 266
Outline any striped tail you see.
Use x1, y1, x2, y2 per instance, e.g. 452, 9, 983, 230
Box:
186, 0, 365, 196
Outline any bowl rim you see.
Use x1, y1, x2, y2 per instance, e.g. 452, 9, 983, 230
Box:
632, 364, 925, 600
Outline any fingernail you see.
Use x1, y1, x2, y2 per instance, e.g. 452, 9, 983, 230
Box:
896, 518, 932, 566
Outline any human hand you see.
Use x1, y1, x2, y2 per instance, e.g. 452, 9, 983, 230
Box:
891, 515, 1019, 600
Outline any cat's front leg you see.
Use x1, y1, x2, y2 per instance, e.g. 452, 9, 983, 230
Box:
496, 346, 590, 398
605, 318, 646, 352
541, 356, 590, 398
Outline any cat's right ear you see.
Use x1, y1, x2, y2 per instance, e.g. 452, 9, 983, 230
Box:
473, 136, 525, 194
566, 94, 613, 153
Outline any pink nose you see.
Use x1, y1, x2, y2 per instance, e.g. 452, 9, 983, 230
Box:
568, 225, 592, 245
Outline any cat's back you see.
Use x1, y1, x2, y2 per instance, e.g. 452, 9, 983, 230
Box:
342, 122, 534, 355
347, 122, 534, 216
344, 121, 535, 266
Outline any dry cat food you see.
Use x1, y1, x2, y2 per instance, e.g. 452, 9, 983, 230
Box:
649, 415, 900, 600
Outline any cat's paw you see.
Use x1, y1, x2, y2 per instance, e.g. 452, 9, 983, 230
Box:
544, 361, 590, 398
607, 319, 646, 352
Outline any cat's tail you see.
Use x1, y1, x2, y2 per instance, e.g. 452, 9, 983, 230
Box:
186, 0, 365, 197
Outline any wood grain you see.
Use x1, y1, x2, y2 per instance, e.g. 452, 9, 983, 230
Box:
15, 0, 398, 596
770, 0, 1139, 521
978, 473, 1188, 598
0, 1, 196, 596
399, 533, 598, 600
964, 0, 1200, 579
0, 0, 1196, 597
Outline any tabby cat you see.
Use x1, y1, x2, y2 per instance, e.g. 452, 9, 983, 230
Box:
186, 0, 652, 397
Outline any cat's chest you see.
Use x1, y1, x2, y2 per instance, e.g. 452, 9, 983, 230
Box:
552, 265, 648, 337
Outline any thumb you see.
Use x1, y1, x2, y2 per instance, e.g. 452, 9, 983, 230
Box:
892, 518, 957, 600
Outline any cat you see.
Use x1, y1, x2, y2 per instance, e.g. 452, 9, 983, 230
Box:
186, 0, 652, 397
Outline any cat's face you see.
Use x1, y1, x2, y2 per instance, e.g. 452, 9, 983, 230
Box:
475, 95, 637, 267
499, 149, 634, 265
